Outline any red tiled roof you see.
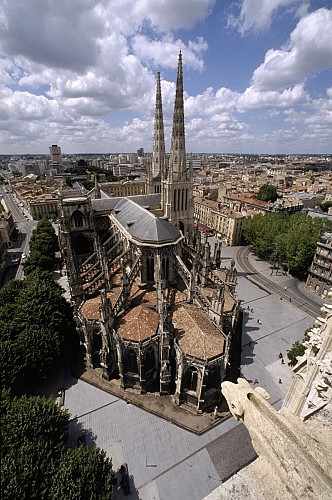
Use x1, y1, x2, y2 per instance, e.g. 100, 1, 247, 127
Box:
118, 305, 159, 342
80, 290, 121, 321
173, 304, 225, 361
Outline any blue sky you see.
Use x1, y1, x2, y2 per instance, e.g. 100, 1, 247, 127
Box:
0, 0, 331, 155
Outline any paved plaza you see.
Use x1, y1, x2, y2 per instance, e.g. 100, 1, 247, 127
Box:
61, 247, 323, 499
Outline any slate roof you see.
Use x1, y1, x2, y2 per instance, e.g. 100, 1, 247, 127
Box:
91, 193, 161, 213
112, 198, 181, 244
118, 305, 160, 342
91, 197, 122, 212
173, 304, 225, 361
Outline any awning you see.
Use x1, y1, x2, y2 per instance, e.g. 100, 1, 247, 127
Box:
198, 223, 211, 232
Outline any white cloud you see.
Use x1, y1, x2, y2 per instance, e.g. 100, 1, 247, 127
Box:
228, 0, 308, 35
237, 83, 309, 111
252, 8, 332, 91
132, 34, 208, 71
134, 0, 216, 32
0, 0, 104, 72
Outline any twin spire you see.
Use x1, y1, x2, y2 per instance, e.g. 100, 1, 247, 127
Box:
152, 51, 186, 182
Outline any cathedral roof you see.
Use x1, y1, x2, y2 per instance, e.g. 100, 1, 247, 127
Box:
80, 289, 121, 321
112, 198, 181, 244
118, 305, 159, 342
201, 287, 237, 313
91, 193, 161, 213
173, 304, 225, 361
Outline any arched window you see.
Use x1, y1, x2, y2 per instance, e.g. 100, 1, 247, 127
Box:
146, 252, 154, 282
184, 366, 198, 392
144, 346, 155, 373
206, 367, 221, 391
124, 348, 138, 374
92, 330, 102, 351
162, 256, 169, 281
71, 210, 86, 228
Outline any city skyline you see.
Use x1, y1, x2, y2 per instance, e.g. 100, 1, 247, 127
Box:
0, 0, 331, 155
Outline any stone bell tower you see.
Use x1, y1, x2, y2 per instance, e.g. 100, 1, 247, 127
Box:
146, 70, 166, 195
162, 51, 194, 243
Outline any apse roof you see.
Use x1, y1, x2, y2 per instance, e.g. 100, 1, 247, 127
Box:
112, 198, 181, 244
118, 305, 159, 342
173, 304, 225, 361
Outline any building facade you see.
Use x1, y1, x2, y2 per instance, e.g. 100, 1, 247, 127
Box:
306, 233, 332, 298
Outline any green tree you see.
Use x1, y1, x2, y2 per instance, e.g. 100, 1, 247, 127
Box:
24, 219, 59, 276
320, 201, 332, 213
257, 184, 279, 202
287, 341, 305, 366
0, 271, 76, 394
1, 391, 115, 499
50, 446, 115, 500
1, 391, 69, 499
243, 211, 332, 276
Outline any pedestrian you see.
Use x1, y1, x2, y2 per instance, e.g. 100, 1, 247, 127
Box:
281, 359, 285, 364
278, 378, 282, 384
279, 353, 283, 359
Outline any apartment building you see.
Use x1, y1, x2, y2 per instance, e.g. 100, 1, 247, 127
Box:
29, 195, 60, 220
194, 196, 244, 245
306, 232, 332, 297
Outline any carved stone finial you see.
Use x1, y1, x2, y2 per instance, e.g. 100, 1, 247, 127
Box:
221, 378, 332, 499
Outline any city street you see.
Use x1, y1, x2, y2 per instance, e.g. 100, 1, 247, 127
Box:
0, 185, 36, 285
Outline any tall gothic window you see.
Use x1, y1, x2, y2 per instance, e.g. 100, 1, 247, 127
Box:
146, 252, 154, 282
184, 366, 198, 392
92, 330, 102, 351
124, 348, 138, 374
162, 256, 169, 281
72, 210, 86, 228
144, 346, 155, 373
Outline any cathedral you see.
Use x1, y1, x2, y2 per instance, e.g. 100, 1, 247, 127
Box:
59, 53, 240, 413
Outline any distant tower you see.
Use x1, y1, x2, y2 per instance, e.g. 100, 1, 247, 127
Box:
49, 144, 63, 172
49, 144, 62, 164
162, 52, 193, 242
146, 70, 166, 195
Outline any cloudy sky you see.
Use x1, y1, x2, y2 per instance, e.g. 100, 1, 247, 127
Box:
0, 0, 331, 155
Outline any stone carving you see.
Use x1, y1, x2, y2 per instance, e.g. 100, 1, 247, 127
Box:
221, 378, 332, 500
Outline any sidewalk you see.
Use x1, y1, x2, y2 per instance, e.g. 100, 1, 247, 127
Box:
220, 245, 316, 408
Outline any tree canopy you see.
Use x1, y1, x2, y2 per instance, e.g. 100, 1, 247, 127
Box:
0, 271, 76, 394
23, 218, 58, 276
242, 212, 332, 276
1, 390, 115, 499
256, 184, 279, 202
320, 201, 332, 213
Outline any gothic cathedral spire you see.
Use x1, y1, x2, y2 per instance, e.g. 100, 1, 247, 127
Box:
146, 70, 166, 194
152, 70, 166, 180
169, 51, 186, 181
162, 51, 193, 243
